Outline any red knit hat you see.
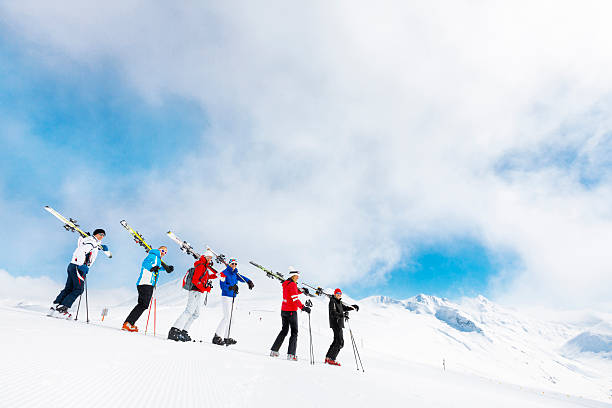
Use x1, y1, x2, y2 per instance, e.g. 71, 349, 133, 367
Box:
334, 288, 342, 295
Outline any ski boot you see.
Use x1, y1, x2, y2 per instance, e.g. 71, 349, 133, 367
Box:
55, 305, 72, 320
212, 334, 225, 346
180, 330, 191, 342
168, 327, 182, 341
325, 357, 341, 366
287, 354, 298, 361
270, 351, 280, 357
224, 337, 237, 345
47, 304, 59, 317
122, 322, 138, 332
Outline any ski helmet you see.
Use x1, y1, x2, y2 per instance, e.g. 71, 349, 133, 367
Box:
93, 228, 106, 237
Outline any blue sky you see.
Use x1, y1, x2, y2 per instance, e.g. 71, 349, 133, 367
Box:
2, 3, 612, 308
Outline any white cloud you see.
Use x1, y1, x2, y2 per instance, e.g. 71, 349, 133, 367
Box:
3, 1, 612, 308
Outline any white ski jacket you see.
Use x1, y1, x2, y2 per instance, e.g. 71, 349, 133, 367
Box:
70, 235, 100, 267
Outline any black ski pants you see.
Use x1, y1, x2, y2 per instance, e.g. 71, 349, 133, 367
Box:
271, 310, 298, 355
125, 285, 154, 326
53, 263, 84, 308
326, 325, 344, 360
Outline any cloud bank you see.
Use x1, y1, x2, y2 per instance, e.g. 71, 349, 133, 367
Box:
2, 1, 612, 308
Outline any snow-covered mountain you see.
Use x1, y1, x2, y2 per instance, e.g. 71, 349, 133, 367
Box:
2, 276, 611, 407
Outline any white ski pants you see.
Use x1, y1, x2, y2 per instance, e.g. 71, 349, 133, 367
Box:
173, 290, 204, 331
215, 296, 235, 338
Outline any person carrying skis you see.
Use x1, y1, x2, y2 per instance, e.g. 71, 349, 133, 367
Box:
325, 288, 359, 366
270, 267, 311, 361
122, 246, 173, 332
49, 229, 108, 318
212, 258, 254, 345
168, 249, 219, 342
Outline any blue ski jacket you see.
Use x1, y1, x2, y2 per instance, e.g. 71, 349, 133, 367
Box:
137, 249, 167, 286
219, 266, 251, 297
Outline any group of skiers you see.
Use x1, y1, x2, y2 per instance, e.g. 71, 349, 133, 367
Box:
48, 230, 359, 366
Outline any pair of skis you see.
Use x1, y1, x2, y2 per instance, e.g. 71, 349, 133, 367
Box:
44, 206, 112, 258
249, 262, 314, 297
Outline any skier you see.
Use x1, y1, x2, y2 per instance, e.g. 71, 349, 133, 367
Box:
270, 267, 311, 361
168, 249, 219, 342
325, 288, 359, 366
49, 229, 108, 318
212, 258, 254, 345
122, 246, 173, 332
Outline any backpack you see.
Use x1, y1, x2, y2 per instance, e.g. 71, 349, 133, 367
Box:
182, 268, 195, 290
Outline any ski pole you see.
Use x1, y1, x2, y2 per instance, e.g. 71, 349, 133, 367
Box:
144, 295, 154, 335
348, 320, 365, 372
75, 293, 82, 321
85, 277, 89, 323
308, 312, 314, 365
226, 293, 236, 346
153, 297, 156, 336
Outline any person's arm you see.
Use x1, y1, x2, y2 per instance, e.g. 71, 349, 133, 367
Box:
236, 272, 250, 284
207, 265, 219, 279
290, 282, 304, 309
192, 262, 206, 291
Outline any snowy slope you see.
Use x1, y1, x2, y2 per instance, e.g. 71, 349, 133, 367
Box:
1, 276, 611, 408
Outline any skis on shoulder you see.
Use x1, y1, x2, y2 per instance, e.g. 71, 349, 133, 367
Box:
249, 261, 314, 297
44, 206, 112, 258
120, 220, 171, 271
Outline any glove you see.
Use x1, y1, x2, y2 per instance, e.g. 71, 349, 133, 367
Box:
302, 287, 310, 296
165, 265, 174, 273
77, 264, 89, 274
229, 284, 239, 294
352, 304, 360, 312
247, 281, 254, 290
150, 266, 160, 273
100, 244, 109, 251
302, 306, 311, 314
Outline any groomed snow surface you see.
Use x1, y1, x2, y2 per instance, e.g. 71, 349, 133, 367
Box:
2, 276, 611, 408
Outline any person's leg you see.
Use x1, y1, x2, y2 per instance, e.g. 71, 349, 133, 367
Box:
53, 264, 74, 305
183, 291, 202, 332
59, 264, 84, 308
326, 326, 339, 359
215, 296, 232, 337
173, 291, 198, 330
287, 312, 299, 356
271, 311, 290, 352
125, 285, 153, 325
329, 327, 344, 360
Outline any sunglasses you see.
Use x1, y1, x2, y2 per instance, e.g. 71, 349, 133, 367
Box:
160, 249, 167, 254
230, 262, 237, 266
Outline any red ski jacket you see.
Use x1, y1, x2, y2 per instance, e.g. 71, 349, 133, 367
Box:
281, 279, 304, 312
191, 256, 218, 293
